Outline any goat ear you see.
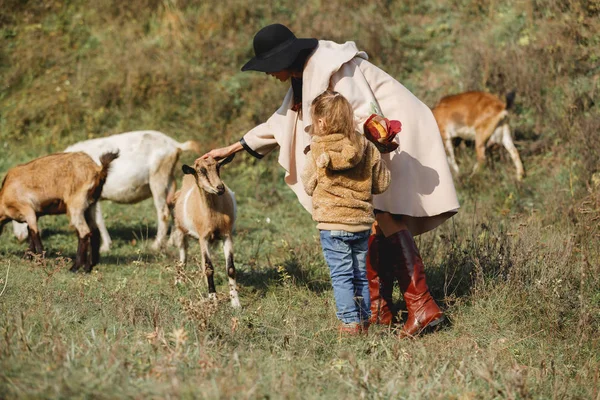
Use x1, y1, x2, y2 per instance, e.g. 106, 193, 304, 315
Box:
217, 154, 236, 167
182, 165, 196, 175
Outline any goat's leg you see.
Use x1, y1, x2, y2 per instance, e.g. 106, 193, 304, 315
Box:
442, 129, 460, 175
26, 230, 35, 256
26, 227, 36, 257
501, 124, 525, 181
23, 211, 43, 257
171, 227, 188, 265
199, 239, 217, 301
72, 234, 92, 273
69, 208, 92, 273
30, 229, 43, 255
149, 158, 178, 251
95, 202, 112, 253
26, 228, 44, 258
223, 235, 241, 308
166, 184, 178, 248
85, 204, 101, 267
473, 115, 505, 177
472, 137, 486, 177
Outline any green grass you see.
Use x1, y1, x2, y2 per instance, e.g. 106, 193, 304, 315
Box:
1, 153, 598, 399
1, 0, 600, 398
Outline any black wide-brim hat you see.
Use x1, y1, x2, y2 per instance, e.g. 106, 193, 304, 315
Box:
241, 24, 318, 73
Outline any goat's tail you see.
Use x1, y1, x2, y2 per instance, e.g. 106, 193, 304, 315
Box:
505, 90, 517, 111
99, 151, 120, 180
93, 151, 120, 202
178, 140, 203, 155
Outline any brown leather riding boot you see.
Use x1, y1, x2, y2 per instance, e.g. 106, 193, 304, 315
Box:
386, 230, 444, 337
367, 233, 395, 325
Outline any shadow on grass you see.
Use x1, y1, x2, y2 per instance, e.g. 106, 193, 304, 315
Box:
100, 225, 158, 243
236, 257, 330, 295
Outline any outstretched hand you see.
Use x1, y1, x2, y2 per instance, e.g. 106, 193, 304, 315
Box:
200, 146, 232, 161
198, 141, 243, 164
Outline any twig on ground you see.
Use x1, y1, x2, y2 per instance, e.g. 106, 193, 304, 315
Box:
0, 261, 10, 298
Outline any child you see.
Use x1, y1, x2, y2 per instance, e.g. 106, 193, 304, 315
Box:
301, 90, 391, 335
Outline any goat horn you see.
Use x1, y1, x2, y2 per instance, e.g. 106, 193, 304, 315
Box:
218, 154, 236, 166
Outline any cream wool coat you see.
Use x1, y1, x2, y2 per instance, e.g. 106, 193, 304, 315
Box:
241, 40, 460, 235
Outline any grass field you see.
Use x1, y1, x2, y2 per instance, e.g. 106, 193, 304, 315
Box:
1, 0, 599, 398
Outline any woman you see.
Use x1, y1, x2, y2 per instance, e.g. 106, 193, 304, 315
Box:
201, 23, 460, 337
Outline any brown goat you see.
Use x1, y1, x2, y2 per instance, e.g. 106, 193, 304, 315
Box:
432, 91, 524, 181
0, 151, 119, 272
171, 155, 240, 307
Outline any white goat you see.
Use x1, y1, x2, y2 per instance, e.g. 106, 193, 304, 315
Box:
13, 130, 202, 252
171, 155, 240, 308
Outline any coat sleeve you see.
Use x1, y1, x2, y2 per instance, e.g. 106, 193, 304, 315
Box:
300, 150, 318, 196
369, 144, 391, 195
240, 88, 294, 159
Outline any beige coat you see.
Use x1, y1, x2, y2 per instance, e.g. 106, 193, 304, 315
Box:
301, 134, 390, 232
241, 40, 460, 235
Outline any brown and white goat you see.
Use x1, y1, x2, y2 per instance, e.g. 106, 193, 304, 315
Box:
432, 91, 524, 181
171, 155, 240, 308
0, 151, 119, 272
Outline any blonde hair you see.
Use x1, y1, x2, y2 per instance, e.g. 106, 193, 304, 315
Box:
311, 90, 363, 150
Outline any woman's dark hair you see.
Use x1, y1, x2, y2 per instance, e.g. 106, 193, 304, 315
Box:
289, 48, 314, 110
288, 48, 313, 73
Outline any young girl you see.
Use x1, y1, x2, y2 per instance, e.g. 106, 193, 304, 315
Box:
301, 90, 391, 335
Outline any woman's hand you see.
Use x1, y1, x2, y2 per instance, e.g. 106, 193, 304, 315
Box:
200, 142, 243, 161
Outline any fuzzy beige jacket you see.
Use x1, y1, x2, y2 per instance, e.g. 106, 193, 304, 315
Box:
241, 40, 460, 235
301, 135, 390, 232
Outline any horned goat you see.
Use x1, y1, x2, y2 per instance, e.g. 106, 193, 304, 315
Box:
0, 151, 118, 272
171, 155, 240, 308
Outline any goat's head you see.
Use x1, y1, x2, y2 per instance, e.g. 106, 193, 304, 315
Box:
182, 154, 235, 196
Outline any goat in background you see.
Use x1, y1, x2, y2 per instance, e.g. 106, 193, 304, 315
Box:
432, 91, 525, 181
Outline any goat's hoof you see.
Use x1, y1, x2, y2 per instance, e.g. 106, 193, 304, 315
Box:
69, 265, 80, 273
151, 241, 164, 251
230, 298, 241, 308
99, 244, 111, 253
208, 293, 217, 302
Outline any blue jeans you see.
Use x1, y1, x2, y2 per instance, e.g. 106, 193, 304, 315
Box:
319, 229, 371, 324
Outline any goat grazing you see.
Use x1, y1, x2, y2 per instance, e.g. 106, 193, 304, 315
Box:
432, 91, 524, 181
171, 155, 240, 308
13, 130, 202, 252
0, 151, 118, 272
